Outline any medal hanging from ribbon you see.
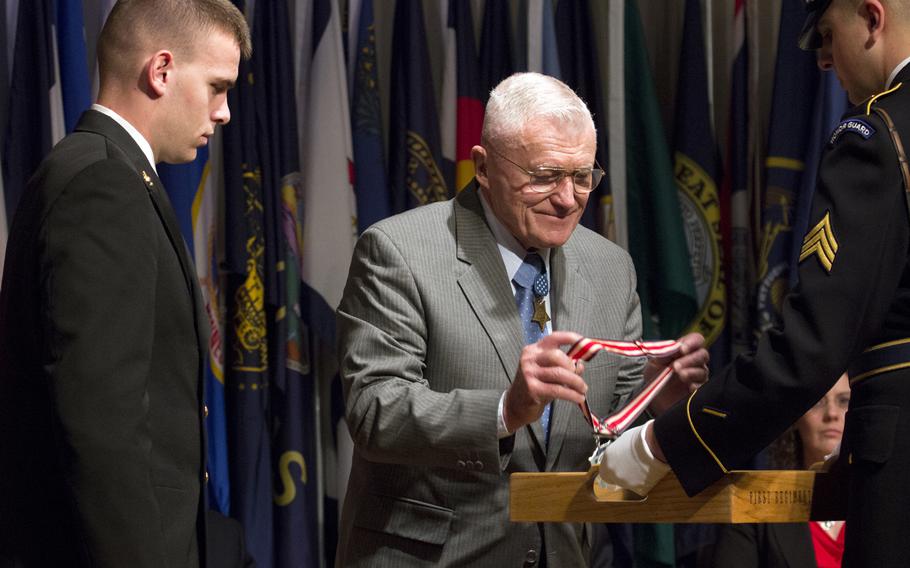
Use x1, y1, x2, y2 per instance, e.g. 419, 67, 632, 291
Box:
567, 337, 681, 439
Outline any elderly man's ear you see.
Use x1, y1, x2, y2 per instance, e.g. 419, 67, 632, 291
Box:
472, 145, 489, 187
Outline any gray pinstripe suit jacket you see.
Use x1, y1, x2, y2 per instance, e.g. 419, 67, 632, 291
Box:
336, 184, 643, 567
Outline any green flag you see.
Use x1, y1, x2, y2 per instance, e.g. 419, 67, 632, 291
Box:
624, 0, 697, 341
624, 0, 697, 564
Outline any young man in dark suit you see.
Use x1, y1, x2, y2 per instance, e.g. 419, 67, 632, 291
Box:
0, 1, 250, 566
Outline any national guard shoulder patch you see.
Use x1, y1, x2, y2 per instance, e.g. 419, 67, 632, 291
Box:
799, 211, 838, 272
829, 118, 876, 146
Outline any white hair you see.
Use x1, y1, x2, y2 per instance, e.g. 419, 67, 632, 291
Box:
481, 72, 596, 146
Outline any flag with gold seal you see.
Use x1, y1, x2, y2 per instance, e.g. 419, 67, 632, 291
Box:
388, 0, 449, 212
673, 0, 725, 350
756, 0, 821, 334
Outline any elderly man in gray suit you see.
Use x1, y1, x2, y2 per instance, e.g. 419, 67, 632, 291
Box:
336, 72, 709, 567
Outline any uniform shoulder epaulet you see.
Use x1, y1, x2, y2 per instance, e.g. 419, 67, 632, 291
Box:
866, 82, 903, 115
826, 85, 902, 146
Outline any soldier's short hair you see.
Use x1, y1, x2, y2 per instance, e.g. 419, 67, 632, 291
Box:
98, 0, 252, 82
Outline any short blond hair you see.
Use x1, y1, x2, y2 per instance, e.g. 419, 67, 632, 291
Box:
98, 0, 251, 82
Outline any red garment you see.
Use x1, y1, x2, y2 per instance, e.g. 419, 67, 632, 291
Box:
809, 522, 845, 568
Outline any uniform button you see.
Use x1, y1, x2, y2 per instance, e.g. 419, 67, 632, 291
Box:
465, 460, 475, 470
204, 471, 209, 483
524, 548, 538, 565
475, 460, 484, 471
203, 405, 209, 418
457, 460, 466, 469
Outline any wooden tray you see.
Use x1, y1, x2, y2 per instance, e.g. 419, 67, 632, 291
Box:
510, 468, 845, 523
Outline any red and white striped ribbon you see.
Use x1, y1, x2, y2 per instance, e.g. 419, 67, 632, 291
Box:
568, 337, 681, 438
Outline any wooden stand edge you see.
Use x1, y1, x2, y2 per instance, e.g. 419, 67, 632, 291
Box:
509, 468, 845, 523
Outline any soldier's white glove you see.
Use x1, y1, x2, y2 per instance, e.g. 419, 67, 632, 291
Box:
598, 420, 670, 496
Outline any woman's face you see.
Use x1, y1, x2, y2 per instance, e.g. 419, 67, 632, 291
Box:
796, 373, 851, 467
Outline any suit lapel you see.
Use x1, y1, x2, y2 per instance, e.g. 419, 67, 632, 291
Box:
141, 168, 210, 358
545, 239, 591, 468
75, 110, 209, 360
454, 187, 525, 384
454, 186, 557, 459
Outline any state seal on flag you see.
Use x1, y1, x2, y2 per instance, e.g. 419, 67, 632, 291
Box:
675, 152, 725, 346
405, 130, 449, 205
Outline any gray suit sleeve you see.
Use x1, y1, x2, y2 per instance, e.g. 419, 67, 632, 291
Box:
338, 227, 503, 470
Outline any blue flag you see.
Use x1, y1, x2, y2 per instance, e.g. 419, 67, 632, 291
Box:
159, 158, 206, 242
351, 0, 390, 232
674, 0, 725, 358
479, 0, 514, 98
159, 149, 232, 516
756, 0, 821, 334
249, 1, 318, 566
724, 0, 754, 356
388, 0, 449, 212
450, 0, 484, 192
3, 0, 55, 219
555, 0, 609, 232
527, 0, 562, 80
55, 0, 92, 134
223, 3, 274, 565
672, 0, 724, 561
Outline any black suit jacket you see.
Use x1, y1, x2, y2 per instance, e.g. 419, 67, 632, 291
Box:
0, 110, 209, 567
711, 523, 817, 568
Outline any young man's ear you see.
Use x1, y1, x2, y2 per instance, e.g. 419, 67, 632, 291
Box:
146, 50, 174, 97
864, 0, 885, 41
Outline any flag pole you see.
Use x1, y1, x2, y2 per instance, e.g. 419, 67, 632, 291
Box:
607, 0, 627, 249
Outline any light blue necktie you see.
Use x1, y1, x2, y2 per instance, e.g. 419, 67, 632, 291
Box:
513, 252, 552, 443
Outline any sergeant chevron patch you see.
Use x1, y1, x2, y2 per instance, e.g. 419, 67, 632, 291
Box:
799, 211, 838, 272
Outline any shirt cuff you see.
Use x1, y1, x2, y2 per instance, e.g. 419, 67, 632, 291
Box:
497, 392, 511, 439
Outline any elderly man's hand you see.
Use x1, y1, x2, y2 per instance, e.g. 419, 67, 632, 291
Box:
502, 331, 588, 433
646, 332, 709, 416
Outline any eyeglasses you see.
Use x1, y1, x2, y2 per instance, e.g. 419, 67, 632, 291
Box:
488, 146, 605, 194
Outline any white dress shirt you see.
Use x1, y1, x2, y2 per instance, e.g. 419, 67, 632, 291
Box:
478, 190, 553, 439
90, 103, 157, 173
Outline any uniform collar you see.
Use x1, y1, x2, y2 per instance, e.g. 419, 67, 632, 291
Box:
90, 103, 157, 173
887, 55, 910, 89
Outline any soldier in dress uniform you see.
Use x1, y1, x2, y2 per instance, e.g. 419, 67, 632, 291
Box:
0, 1, 250, 566
598, 1, 910, 566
